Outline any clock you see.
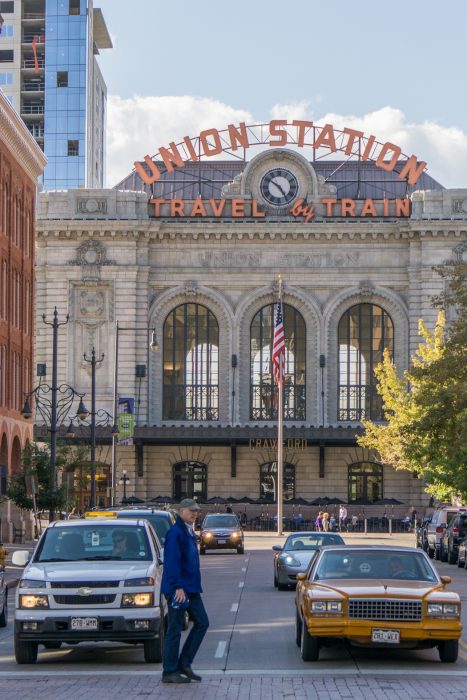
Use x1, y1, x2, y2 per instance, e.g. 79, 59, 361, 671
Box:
260, 168, 299, 206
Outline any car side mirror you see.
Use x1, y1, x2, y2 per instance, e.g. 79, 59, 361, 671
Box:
12, 550, 30, 567
440, 575, 451, 585
272, 545, 282, 552
296, 573, 307, 581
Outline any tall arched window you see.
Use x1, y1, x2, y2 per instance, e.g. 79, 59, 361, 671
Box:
260, 461, 295, 502
163, 303, 219, 421
348, 462, 383, 503
173, 461, 207, 501
338, 303, 393, 421
250, 303, 306, 420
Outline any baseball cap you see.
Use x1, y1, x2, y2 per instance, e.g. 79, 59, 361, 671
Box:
179, 498, 201, 511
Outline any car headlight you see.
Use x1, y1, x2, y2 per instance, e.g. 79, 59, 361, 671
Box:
281, 554, 301, 567
427, 602, 460, 617
311, 600, 343, 614
230, 531, 241, 539
124, 577, 155, 587
121, 593, 154, 608
202, 532, 213, 539
19, 594, 49, 609
18, 579, 45, 589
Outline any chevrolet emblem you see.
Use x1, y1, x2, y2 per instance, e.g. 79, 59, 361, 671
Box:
77, 587, 93, 596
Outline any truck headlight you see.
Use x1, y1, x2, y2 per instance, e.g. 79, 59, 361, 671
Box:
427, 602, 460, 617
19, 594, 49, 609
124, 577, 155, 587
121, 593, 154, 608
311, 600, 343, 614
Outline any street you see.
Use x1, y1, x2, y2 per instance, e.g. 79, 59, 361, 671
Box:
1, 533, 467, 698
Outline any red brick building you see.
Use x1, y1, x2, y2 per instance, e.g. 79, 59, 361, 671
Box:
0, 89, 46, 541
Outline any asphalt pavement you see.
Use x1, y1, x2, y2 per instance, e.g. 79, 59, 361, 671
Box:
1, 532, 467, 698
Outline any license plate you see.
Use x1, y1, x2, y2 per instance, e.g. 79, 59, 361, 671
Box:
71, 617, 98, 630
217, 539, 226, 544
371, 628, 400, 644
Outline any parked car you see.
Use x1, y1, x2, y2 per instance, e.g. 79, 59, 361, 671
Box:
200, 513, 244, 554
295, 545, 461, 663
440, 512, 467, 564
457, 535, 467, 569
273, 532, 345, 590
0, 550, 7, 627
416, 516, 432, 551
426, 507, 467, 559
12, 518, 166, 664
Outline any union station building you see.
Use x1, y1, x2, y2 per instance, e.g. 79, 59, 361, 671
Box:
34, 123, 467, 510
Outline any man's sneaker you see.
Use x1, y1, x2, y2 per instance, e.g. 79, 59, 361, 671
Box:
161, 672, 191, 684
179, 665, 202, 681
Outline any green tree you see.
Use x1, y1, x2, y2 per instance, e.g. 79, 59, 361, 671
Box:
7, 441, 89, 513
358, 261, 467, 501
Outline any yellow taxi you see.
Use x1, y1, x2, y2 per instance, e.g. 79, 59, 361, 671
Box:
295, 545, 462, 663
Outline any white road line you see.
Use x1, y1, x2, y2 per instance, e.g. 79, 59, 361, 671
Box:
238, 581, 244, 588
241, 567, 246, 572
230, 603, 239, 612
244, 558, 248, 562
214, 641, 227, 658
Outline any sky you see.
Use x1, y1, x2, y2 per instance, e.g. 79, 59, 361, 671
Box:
95, 0, 467, 188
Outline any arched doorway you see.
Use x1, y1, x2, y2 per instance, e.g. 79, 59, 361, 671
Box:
173, 461, 207, 501
11, 436, 22, 475
348, 462, 384, 503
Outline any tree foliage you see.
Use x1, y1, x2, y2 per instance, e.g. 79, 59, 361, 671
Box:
358, 262, 467, 501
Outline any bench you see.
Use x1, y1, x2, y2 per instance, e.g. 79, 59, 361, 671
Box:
12, 525, 26, 543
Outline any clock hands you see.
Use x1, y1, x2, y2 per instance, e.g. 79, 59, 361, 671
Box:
270, 178, 287, 198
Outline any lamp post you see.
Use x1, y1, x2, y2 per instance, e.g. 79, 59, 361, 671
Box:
83, 347, 104, 510
118, 469, 130, 502
111, 322, 159, 506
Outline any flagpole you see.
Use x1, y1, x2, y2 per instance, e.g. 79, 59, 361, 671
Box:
277, 275, 284, 537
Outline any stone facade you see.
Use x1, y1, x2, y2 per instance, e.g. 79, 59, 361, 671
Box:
35, 150, 467, 510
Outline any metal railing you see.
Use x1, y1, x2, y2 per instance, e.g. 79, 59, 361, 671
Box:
22, 82, 45, 92
21, 104, 44, 114
22, 33, 45, 43
250, 384, 306, 421
23, 58, 45, 69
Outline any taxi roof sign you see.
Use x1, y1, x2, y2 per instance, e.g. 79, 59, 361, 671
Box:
84, 511, 118, 518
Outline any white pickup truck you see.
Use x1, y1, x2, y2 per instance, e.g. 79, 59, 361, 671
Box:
12, 518, 167, 664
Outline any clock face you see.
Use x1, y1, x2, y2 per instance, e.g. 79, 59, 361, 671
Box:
260, 168, 299, 206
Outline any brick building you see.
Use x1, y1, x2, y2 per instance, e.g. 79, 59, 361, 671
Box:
0, 89, 46, 541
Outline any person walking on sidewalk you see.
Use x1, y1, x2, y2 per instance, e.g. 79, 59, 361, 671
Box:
161, 498, 209, 684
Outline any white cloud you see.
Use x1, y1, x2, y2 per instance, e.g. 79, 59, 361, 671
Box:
107, 96, 467, 189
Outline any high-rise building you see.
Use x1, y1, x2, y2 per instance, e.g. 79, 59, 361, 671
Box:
0, 0, 111, 189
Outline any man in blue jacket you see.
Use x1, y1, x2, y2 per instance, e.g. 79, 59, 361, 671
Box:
161, 498, 209, 684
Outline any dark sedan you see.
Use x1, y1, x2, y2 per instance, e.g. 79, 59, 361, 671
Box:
200, 514, 244, 554
441, 512, 467, 564
273, 532, 345, 590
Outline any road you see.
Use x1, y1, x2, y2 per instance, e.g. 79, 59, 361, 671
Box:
1, 533, 467, 698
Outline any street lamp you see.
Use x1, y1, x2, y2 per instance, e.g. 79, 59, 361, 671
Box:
118, 470, 130, 502
111, 322, 159, 505
83, 347, 104, 510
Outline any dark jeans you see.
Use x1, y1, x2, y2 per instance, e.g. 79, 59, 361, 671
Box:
163, 593, 209, 674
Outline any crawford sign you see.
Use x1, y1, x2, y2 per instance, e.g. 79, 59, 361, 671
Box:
135, 119, 426, 186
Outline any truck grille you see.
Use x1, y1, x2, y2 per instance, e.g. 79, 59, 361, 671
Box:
54, 594, 116, 605
52, 581, 119, 588
348, 599, 422, 621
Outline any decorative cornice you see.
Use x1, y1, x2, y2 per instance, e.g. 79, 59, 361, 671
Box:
0, 91, 47, 178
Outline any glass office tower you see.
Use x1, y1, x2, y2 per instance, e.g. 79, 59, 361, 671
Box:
0, 0, 111, 189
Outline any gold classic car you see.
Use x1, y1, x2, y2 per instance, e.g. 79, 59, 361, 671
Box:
295, 545, 462, 663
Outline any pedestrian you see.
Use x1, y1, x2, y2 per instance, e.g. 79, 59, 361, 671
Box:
322, 510, 330, 532
338, 504, 348, 531
329, 514, 337, 531
161, 498, 209, 684
315, 511, 323, 531
351, 514, 359, 531
293, 512, 304, 531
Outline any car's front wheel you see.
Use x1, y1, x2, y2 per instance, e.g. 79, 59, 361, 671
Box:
0, 591, 7, 628
237, 546, 244, 555
300, 618, 319, 661
14, 639, 38, 664
438, 639, 458, 663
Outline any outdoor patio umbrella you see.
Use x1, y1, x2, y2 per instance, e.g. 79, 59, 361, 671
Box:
326, 497, 346, 505
309, 497, 332, 505
351, 497, 372, 505
149, 495, 177, 504
121, 496, 145, 504
285, 497, 310, 505
206, 496, 229, 504
237, 496, 255, 504
226, 496, 239, 503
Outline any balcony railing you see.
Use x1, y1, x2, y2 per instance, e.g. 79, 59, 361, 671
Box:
22, 82, 45, 92
338, 384, 384, 422
21, 104, 44, 114
27, 126, 44, 137
23, 58, 45, 69
250, 384, 306, 421
22, 33, 45, 44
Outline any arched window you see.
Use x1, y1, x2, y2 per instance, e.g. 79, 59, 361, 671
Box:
260, 461, 295, 502
173, 460, 207, 501
251, 303, 306, 420
163, 303, 219, 421
348, 462, 383, 503
338, 303, 393, 421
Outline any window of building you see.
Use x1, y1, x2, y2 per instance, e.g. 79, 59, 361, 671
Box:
260, 462, 295, 502
250, 303, 306, 421
0, 24, 13, 37
57, 71, 68, 88
348, 462, 383, 503
173, 461, 207, 501
0, 50, 13, 62
2, 182, 8, 234
0, 345, 6, 406
0, 72, 12, 85
69, 0, 80, 15
0, 261, 7, 320
338, 303, 394, 421
163, 303, 219, 421
0, 2, 14, 13
67, 140, 79, 156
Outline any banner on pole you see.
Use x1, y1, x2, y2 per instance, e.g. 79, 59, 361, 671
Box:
117, 397, 135, 445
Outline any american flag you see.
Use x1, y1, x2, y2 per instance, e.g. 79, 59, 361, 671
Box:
272, 301, 285, 386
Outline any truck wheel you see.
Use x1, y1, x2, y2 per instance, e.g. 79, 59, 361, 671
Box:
143, 617, 164, 663
0, 591, 7, 628
438, 639, 458, 663
301, 620, 319, 661
15, 639, 38, 664
448, 548, 457, 565
428, 547, 434, 559
435, 547, 440, 561
277, 581, 289, 591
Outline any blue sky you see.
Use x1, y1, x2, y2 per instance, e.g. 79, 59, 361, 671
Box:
96, 0, 467, 187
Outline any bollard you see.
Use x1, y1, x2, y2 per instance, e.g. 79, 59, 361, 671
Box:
389, 518, 392, 536
364, 518, 368, 536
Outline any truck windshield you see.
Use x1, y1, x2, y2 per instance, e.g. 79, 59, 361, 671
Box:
35, 525, 152, 562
